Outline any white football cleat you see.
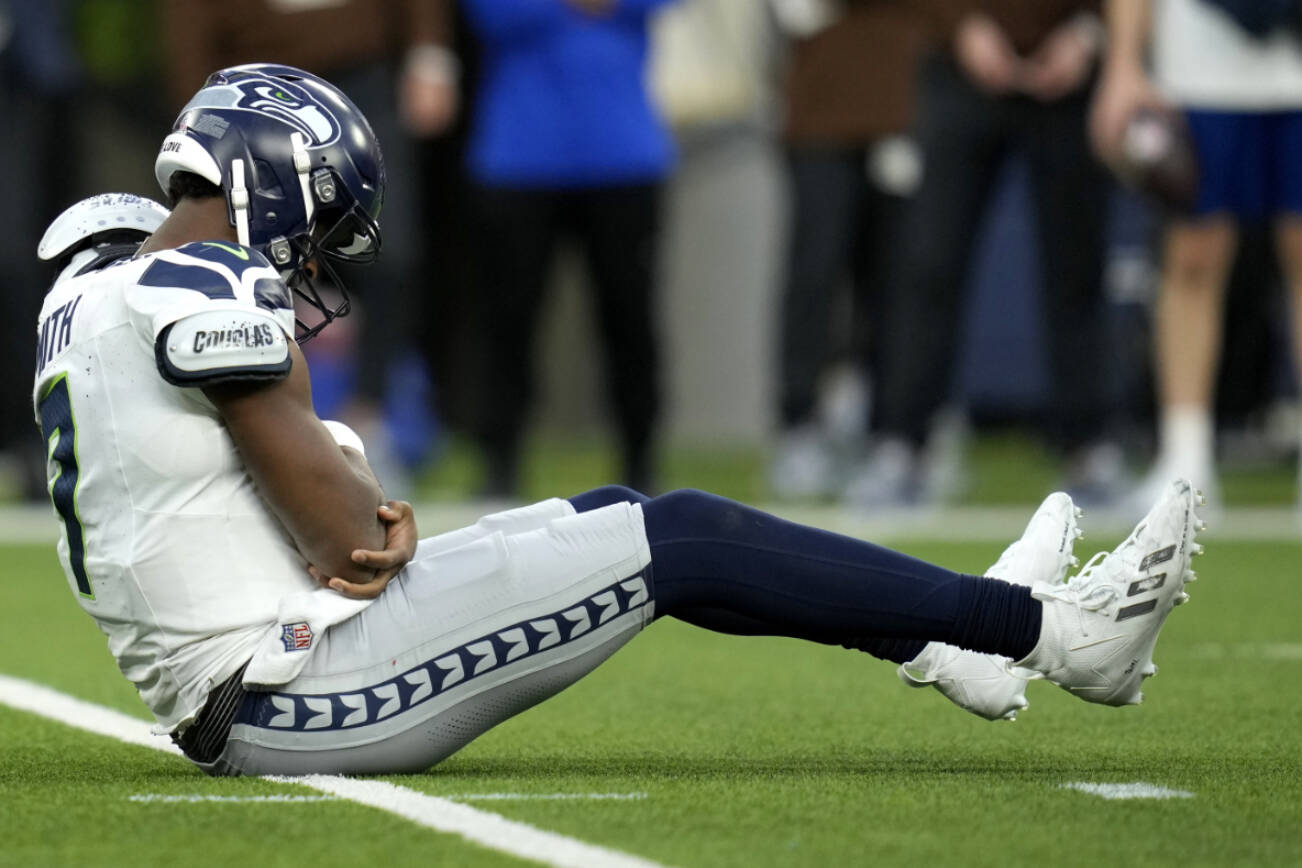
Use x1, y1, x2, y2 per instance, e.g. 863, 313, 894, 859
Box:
1015, 479, 1199, 706
899, 491, 1080, 720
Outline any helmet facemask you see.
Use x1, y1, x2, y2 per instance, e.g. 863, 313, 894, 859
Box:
258, 167, 382, 343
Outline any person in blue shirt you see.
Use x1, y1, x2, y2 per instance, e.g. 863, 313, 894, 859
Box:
462, 0, 676, 497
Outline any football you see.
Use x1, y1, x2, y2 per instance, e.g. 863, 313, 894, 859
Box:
1117, 107, 1200, 212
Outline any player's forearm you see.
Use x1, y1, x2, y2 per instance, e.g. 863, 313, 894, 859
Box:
1102, 0, 1151, 73
227, 412, 386, 583
291, 442, 388, 580
205, 348, 386, 583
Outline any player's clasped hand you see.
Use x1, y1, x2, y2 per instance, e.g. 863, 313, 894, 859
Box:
308, 500, 418, 599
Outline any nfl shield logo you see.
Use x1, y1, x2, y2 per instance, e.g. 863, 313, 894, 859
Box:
280, 622, 313, 652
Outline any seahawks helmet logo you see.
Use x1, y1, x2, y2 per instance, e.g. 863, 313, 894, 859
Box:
234, 81, 339, 145
182, 78, 341, 146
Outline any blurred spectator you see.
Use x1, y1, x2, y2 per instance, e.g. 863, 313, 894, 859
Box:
646, 1, 786, 455
767, 0, 927, 500
462, 0, 676, 497
850, 0, 1125, 509
159, 0, 458, 497
651, 0, 773, 130
1, 0, 81, 500
1091, 0, 1302, 512
412, 11, 480, 443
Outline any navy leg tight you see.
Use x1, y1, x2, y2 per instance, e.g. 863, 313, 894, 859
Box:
568, 486, 1039, 661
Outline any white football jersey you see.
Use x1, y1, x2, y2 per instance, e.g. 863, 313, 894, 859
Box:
32, 241, 360, 733
1154, 0, 1302, 110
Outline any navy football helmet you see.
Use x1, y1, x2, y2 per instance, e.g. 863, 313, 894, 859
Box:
154, 63, 385, 342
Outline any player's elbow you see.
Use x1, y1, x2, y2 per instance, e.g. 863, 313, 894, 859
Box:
299, 512, 385, 584
321, 557, 377, 586
301, 534, 377, 584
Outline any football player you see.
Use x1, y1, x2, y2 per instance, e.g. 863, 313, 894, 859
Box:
34, 64, 1204, 776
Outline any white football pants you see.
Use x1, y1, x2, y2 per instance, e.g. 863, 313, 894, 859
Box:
199, 499, 652, 775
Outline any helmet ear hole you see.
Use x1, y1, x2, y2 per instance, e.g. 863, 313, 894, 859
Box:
252, 159, 286, 200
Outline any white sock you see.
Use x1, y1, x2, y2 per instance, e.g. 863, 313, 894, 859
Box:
1159, 405, 1213, 485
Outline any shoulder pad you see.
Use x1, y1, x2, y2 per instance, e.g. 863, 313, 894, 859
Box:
137, 241, 292, 314
156, 307, 291, 387
49, 245, 138, 290
174, 240, 269, 272
38, 192, 169, 262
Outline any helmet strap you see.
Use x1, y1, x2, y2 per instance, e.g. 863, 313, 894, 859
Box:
290, 132, 315, 228
229, 158, 251, 246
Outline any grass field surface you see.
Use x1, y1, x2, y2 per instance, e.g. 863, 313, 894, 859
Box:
2, 519, 1300, 867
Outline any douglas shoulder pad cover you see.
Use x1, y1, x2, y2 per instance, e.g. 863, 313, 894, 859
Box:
156, 307, 291, 386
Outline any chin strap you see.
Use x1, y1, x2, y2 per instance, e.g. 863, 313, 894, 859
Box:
290, 132, 314, 228
230, 136, 312, 265
229, 158, 251, 246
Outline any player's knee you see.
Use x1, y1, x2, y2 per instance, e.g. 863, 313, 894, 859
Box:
1165, 223, 1235, 290
569, 484, 650, 513
649, 487, 711, 510
1273, 217, 1302, 283
644, 488, 744, 541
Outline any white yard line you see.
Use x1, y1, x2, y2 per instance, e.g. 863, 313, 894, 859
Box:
0, 673, 673, 868
448, 793, 647, 802
271, 776, 668, 868
1061, 782, 1195, 800
0, 674, 185, 756
0, 506, 59, 544
127, 792, 647, 804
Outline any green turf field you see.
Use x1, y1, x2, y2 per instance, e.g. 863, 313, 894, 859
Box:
2, 527, 1300, 868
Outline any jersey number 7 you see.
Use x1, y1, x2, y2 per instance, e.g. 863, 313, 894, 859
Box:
38, 375, 92, 598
